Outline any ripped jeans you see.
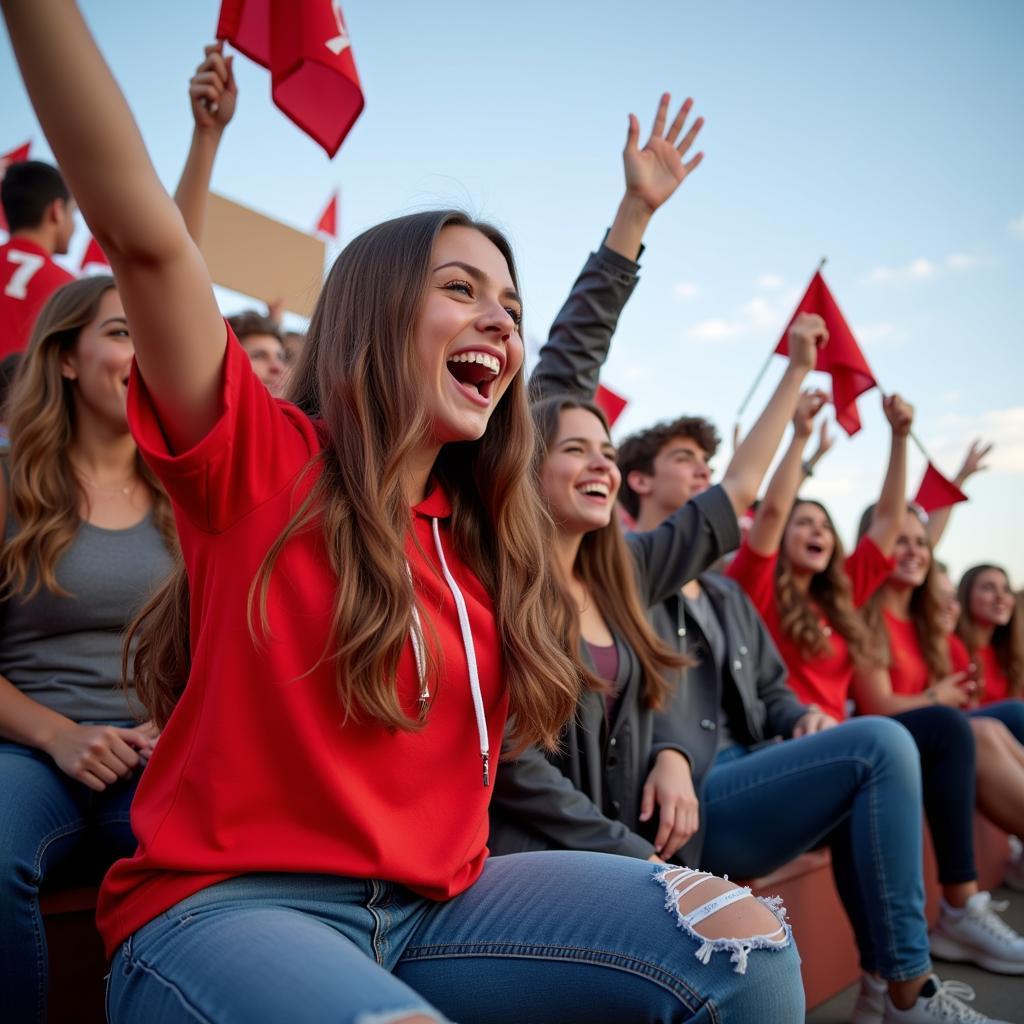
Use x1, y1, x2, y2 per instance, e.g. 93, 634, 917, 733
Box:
106, 852, 803, 1023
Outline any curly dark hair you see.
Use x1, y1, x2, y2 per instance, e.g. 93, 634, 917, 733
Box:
615, 415, 720, 518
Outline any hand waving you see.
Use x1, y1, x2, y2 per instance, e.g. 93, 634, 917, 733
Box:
624, 93, 704, 214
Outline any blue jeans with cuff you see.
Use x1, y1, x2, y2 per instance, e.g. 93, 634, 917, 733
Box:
107, 851, 804, 1024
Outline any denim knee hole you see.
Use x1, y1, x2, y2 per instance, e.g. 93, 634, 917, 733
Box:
654, 866, 792, 975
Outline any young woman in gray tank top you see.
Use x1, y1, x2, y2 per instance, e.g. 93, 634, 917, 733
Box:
0, 275, 175, 1021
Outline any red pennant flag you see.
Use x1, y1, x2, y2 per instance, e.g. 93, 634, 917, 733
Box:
217, 0, 364, 158
0, 141, 33, 233
79, 235, 110, 271
775, 270, 877, 435
914, 462, 968, 515
315, 191, 338, 237
595, 383, 628, 428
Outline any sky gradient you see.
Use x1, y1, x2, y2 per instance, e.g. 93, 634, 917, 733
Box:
2, 0, 1022, 582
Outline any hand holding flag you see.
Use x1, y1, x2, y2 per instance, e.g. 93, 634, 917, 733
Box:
189, 42, 238, 132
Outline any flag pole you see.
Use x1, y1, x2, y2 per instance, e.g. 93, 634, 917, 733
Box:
736, 256, 828, 422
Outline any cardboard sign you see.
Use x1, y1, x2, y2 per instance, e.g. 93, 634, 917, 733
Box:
200, 192, 326, 317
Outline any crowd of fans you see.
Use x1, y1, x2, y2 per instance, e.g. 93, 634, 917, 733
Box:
1, 5, 1022, 1024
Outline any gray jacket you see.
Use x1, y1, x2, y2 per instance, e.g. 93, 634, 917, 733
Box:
488, 238, 740, 859
651, 571, 809, 866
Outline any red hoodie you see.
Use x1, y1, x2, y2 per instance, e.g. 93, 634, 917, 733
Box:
97, 327, 509, 957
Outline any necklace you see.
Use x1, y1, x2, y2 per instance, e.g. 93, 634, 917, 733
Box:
73, 469, 139, 496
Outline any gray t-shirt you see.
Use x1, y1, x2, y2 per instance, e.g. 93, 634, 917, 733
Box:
0, 511, 173, 722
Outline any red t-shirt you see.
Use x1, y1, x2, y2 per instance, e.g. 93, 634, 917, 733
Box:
950, 639, 1009, 706
883, 611, 929, 695
97, 327, 509, 958
0, 238, 75, 358
726, 535, 893, 721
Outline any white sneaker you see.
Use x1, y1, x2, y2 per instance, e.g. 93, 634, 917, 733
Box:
930, 891, 1024, 974
850, 971, 887, 1024
883, 975, 1013, 1023
1005, 836, 1024, 894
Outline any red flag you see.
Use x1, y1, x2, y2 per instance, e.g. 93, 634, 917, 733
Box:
315, 191, 338, 237
775, 270, 877, 435
0, 141, 33, 233
914, 462, 968, 515
79, 235, 110, 271
595, 383, 628, 428
217, 0, 364, 158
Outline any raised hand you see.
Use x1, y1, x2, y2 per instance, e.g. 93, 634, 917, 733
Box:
793, 389, 829, 439
623, 93, 704, 214
189, 42, 237, 133
882, 393, 914, 437
957, 439, 993, 483
787, 313, 828, 371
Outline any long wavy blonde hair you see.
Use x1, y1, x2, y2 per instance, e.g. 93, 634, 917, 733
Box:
129, 211, 583, 750
857, 504, 950, 680
0, 275, 175, 598
777, 500, 876, 670
957, 564, 1023, 698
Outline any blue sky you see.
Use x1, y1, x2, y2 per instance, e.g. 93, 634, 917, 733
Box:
2, 0, 1022, 583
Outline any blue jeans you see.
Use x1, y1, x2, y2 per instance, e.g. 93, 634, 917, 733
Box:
0, 737, 140, 1024
970, 699, 1024, 745
107, 852, 804, 1023
698, 716, 931, 981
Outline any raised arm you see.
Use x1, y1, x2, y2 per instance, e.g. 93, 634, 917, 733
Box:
718, 313, 825, 517
530, 93, 703, 401
2, 1, 225, 452
926, 439, 993, 549
174, 42, 237, 244
863, 394, 914, 557
745, 388, 827, 556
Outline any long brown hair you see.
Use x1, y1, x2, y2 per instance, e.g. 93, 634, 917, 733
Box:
0, 275, 175, 599
857, 504, 950, 680
532, 395, 691, 711
129, 211, 582, 750
777, 500, 876, 670
957, 564, 1024, 698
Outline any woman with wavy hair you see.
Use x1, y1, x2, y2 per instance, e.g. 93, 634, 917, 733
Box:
728, 394, 1024, 992
855, 513, 1024, 870
2, 4, 806, 1021
0, 274, 175, 1020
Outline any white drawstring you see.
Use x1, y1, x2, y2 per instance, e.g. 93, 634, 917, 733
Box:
405, 566, 429, 716
430, 518, 491, 787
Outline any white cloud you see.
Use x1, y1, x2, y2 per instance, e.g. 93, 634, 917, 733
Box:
932, 407, 1024, 475
1009, 214, 1024, 238
741, 297, 779, 328
756, 273, 784, 290
945, 253, 976, 271
686, 317, 745, 342
863, 253, 975, 286
852, 322, 904, 347
674, 281, 699, 300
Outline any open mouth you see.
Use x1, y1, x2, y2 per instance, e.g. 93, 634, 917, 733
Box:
806, 543, 826, 556
446, 351, 501, 404
576, 481, 610, 502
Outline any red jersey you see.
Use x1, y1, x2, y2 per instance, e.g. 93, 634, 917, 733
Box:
0, 238, 75, 358
97, 327, 509, 957
726, 535, 893, 721
951, 639, 1010, 706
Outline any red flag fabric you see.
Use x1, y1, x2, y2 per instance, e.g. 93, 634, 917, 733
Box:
0, 141, 33, 233
217, 0, 364, 158
775, 270, 877, 435
79, 235, 110, 271
595, 383, 628, 428
315, 191, 338, 237
914, 462, 968, 515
